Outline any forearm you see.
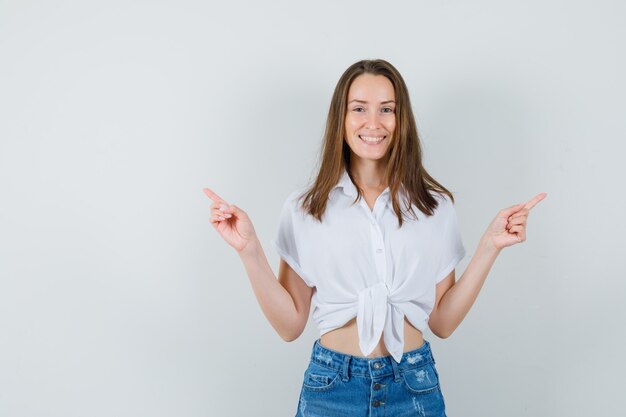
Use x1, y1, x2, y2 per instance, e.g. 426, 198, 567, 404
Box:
430, 234, 501, 338
237, 239, 299, 340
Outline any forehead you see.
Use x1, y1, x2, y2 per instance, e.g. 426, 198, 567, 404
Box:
347, 74, 395, 101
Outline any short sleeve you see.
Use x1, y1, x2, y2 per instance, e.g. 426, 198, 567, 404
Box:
435, 195, 466, 284
271, 194, 315, 288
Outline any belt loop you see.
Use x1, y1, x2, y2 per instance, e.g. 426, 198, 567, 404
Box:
341, 354, 351, 382
390, 356, 402, 382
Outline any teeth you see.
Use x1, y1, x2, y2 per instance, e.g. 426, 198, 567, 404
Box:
359, 135, 385, 143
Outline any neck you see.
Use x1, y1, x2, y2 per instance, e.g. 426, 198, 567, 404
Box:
350, 159, 387, 189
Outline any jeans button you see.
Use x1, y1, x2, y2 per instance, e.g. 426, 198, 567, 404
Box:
373, 383, 382, 390
373, 362, 383, 369
373, 400, 381, 407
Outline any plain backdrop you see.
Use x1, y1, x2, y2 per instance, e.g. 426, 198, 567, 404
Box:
1, 0, 624, 416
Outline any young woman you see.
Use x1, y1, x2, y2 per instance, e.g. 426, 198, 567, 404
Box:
204, 59, 546, 416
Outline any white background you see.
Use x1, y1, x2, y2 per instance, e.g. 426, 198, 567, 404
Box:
1, 1, 624, 416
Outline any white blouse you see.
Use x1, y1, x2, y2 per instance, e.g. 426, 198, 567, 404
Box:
272, 167, 466, 363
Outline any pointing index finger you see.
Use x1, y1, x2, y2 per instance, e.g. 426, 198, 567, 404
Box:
524, 192, 548, 210
202, 187, 227, 204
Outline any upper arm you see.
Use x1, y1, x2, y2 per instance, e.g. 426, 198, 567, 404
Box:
428, 268, 455, 338
434, 268, 455, 313
277, 258, 313, 340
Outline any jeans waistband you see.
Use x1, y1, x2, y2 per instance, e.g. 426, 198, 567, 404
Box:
309, 338, 435, 381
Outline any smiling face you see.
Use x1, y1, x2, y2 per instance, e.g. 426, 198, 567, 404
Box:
344, 73, 396, 164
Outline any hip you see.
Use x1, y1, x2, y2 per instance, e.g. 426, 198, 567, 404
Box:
295, 338, 447, 417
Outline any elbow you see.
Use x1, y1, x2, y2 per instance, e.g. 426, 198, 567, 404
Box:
277, 309, 309, 342
429, 321, 454, 339
434, 328, 453, 339
279, 323, 306, 342
280, 332, 300, 342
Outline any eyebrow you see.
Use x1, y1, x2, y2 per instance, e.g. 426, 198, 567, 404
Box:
348, 99, 396, 105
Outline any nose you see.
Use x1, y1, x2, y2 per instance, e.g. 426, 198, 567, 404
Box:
366, 110, 381, 129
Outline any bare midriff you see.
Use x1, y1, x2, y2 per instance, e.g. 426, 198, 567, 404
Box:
319, 316, 424, 358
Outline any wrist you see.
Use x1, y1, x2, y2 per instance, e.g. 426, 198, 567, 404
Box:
237, 237, 262, 259
479, 234, 502, 257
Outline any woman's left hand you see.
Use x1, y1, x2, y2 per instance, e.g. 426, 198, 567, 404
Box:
484, 192, 548, 250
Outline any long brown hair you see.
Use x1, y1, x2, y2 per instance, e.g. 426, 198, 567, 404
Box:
297, 59, 456, 227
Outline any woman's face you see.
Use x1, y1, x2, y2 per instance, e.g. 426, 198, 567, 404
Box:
344, 73, 396, 164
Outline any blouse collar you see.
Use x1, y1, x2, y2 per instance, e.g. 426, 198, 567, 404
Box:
334, 167, 358, 198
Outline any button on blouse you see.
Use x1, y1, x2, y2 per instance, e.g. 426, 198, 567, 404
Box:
272, 168, 466, 363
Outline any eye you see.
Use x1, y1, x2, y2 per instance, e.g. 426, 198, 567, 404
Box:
353, 106, 365, 112
382, 107, 395, 113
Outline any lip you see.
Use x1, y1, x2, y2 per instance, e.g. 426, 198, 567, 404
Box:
359, 135, 386, 145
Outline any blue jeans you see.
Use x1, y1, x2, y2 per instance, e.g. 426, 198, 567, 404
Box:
295, 338, 447, 417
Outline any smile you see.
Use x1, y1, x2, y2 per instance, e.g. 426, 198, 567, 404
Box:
359, 135, 385, 145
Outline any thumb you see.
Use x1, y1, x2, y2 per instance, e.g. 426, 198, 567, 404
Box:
229, 204, 248, 218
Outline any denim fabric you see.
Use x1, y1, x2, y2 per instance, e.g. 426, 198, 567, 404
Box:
295, 338, 447, 417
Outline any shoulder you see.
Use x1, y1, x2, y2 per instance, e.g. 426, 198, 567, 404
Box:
279, 186, 309, 215
427, 191, 459, 220
428, 190, 454, 207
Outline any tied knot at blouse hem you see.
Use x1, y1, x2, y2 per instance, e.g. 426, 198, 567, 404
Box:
357, 281, 402, 362
272, 168, 466, 363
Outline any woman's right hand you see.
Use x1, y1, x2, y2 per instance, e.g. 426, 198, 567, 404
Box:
202, 187, 258, 254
